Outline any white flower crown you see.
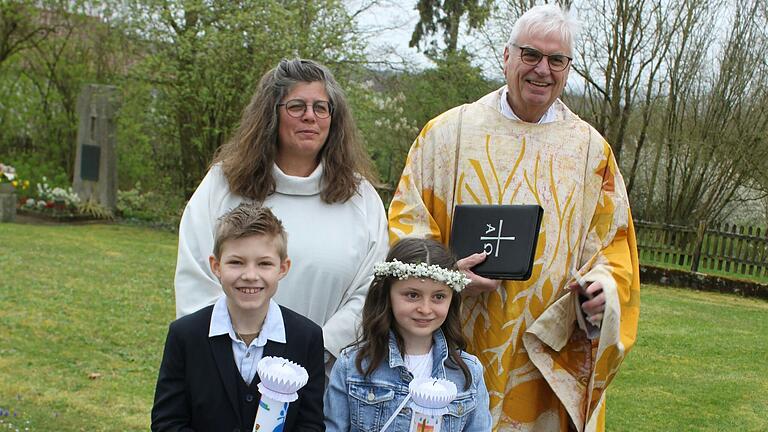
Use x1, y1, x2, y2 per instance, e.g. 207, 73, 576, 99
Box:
373, 259, 471, 293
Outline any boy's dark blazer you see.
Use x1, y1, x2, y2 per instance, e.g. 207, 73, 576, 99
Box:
151, 303, 325, 432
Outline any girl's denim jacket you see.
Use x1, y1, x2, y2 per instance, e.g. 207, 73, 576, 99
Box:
324, 329, 493, 431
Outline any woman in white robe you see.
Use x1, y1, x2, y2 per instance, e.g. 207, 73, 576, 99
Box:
174, 59, 389, 361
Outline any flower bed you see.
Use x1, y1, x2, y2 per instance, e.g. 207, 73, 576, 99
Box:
16, 207, 102, 223
2, 164, 118, 223
0, 162, 30, 192
19, 177, 81, 217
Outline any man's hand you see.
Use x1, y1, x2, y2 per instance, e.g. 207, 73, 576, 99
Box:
568, 279, 605, 325
457, 252, 502, 297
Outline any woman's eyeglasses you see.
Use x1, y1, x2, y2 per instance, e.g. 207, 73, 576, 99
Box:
512, 44, 572, 72
278, 99, 333, 119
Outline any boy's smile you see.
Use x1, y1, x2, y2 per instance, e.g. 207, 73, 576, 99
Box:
235, 286, 264, 294
209, 234, 290, 320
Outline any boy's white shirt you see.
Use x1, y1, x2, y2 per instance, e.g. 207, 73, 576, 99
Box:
209, 296, 286, 385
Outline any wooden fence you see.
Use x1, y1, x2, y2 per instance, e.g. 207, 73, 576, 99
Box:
635, 220, 768, 281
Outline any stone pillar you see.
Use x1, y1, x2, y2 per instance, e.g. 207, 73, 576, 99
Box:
0, 183, 15, 222
73, 84, 120, 211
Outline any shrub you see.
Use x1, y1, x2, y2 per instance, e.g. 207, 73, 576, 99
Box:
117, 182, 183, 230
117, 182, 155, 220
78, 199, 114, 220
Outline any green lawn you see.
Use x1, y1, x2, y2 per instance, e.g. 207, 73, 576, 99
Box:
1, 223, 177, 431
608, 286, 768, 430
1, 223, 767, 431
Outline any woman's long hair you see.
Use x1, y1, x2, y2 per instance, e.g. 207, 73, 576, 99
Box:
355, 237, 472, 389
214, 58, 377, 203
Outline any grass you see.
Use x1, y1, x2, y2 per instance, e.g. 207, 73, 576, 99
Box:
608, 286, 768, 431
1, 222, 767, 431
0, 222, 177, 431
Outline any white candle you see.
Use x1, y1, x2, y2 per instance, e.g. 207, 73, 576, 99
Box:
407, 378, 457, 432
257, 356, 308, 396
252, 357, 308, 432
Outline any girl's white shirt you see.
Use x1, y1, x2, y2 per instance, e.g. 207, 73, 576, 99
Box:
404, 348, 433, 379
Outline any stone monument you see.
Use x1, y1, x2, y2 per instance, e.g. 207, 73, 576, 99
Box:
73, 84, 120, 211
0, 183, 15, 222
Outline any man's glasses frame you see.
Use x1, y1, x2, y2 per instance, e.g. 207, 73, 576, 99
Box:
512, 44, 572, 72
277, 99, 333, 119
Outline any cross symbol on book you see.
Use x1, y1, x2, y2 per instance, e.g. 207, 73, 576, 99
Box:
479, 219, 516, 257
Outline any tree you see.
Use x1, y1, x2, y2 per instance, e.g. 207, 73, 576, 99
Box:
409, 0, 494, 57
649, 0, 768, 224
0, 1, 131, 186
574, 0, 671, 166
124, 0, 366, 197
0, 1, 53, 67
356, 51, 496, 201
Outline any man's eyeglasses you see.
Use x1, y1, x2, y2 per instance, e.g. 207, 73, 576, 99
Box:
512, 44, 572, 72
277, 99, 333, 119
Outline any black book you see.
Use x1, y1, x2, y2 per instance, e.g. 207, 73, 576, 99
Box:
450, 204, 543, 280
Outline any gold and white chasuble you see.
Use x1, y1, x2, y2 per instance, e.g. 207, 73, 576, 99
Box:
388, 89, 640, 431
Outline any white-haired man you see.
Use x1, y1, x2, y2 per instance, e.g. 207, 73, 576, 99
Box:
388, 4, 639, 431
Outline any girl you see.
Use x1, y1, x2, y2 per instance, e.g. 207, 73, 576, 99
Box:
324, 237, 493, 431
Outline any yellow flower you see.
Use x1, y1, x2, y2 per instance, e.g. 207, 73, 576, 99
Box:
24, 180, 30, 189
12, 180, 18, 187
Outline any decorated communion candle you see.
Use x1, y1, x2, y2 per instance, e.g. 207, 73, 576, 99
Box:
407, 378, 457, 432
252, 356, 308, 432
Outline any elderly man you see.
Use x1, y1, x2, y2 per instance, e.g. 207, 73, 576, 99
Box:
388, 4, 640, 431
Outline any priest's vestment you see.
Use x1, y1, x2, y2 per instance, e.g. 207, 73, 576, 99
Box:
388, 89, 640, 431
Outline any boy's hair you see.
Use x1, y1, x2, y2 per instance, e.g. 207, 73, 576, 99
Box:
212, 202, 288, 260
354, 237, 471, 389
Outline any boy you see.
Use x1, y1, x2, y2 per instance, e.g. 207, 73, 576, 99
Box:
152, 203, 325, 431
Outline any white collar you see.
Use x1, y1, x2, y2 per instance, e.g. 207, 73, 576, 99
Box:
209, 296, 286, 345
499, 86, 558, 124
272, 162, 323, 196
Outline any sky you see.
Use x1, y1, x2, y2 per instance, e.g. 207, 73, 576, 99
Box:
348, 0, 505, 79
350, 1, 432, 68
